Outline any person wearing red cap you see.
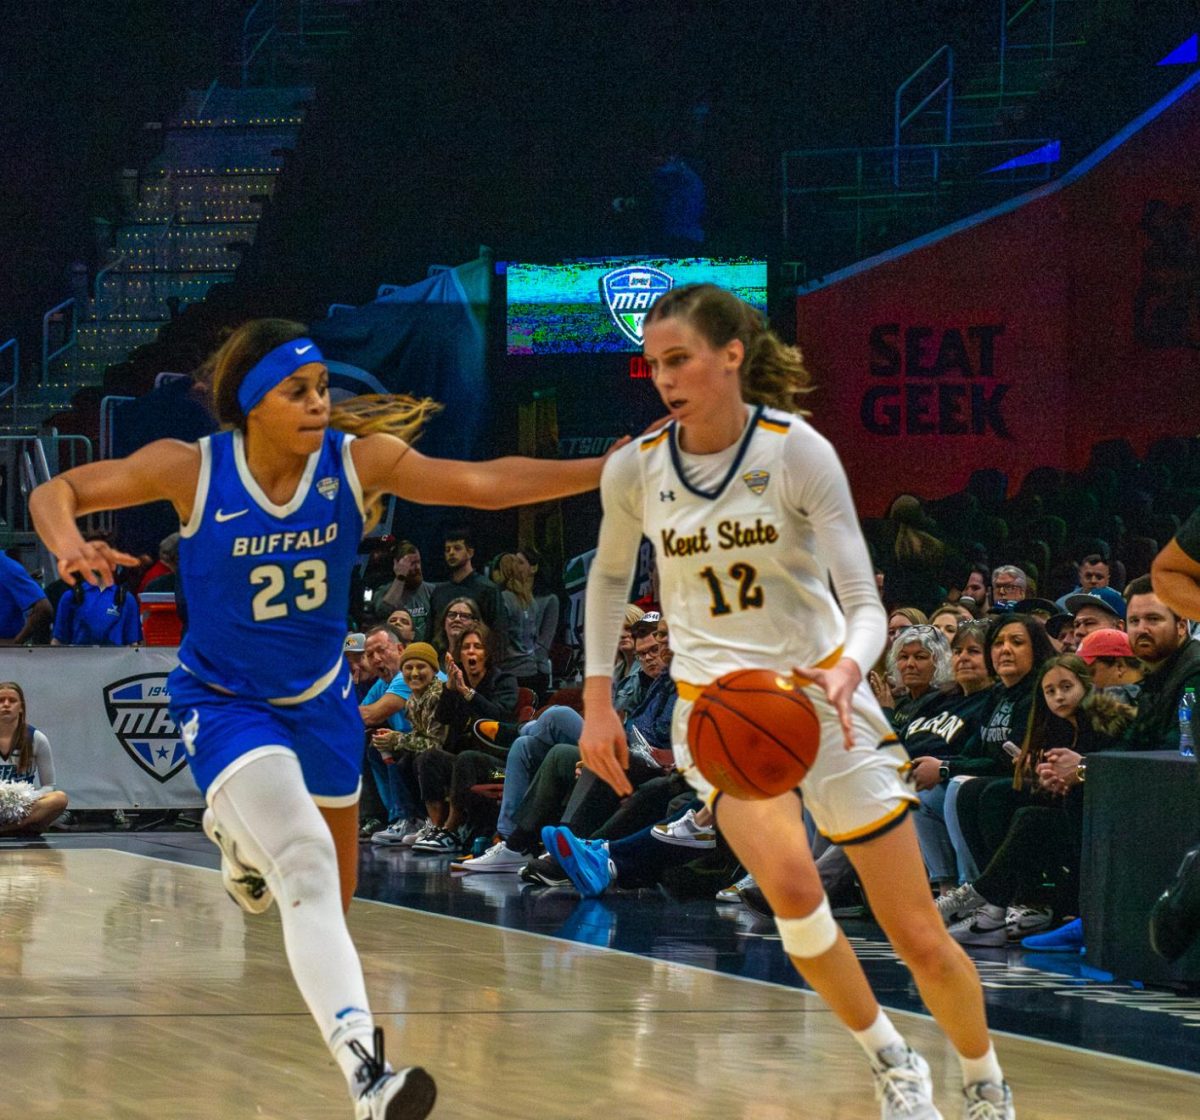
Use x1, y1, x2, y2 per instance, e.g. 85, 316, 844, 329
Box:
1076, 628, 1145, 705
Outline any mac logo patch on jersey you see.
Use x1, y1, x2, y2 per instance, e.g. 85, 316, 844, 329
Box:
600, 266, 673, 345
743, 469, 770, 495
103, 674, 188, 783
317, 476, 340, 501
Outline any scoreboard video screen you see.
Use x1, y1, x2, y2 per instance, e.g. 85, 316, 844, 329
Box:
504, 255, 768, 355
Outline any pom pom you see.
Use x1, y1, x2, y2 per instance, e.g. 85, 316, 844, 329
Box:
0, 781, 39, 826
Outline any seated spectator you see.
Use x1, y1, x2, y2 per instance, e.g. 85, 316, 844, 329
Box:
431, 595, 483, 656
371, 540, 435, 640
0, 552, 52, 646
612, 604, 647, 712
429, 528, 506, 646
989, 565, 1028, 610
411, 621, 517, 852
344, 632, 374, 698
370, 642, 448, 842
385, 609, 416, 645
942, 614, 1057, 884
939, 654, 1134, 945
902, 621, 996, 892
52, 563, 142, 646
929, 602, 974, 643
494, 550, 556, 699
869, 625, 954, 733
1043, 612, 1076, 653
1115, 575, 1200, 752
960, 564, 991, 614
1076, 628, 1144, 704
358, 625, 422, 844
0, 681, 68, 834
873, 606, 928, 692
1053, 552, 1112, 611
1064, 586, 1126, 648
454, 622, 676, 872
139, 532, 179, 594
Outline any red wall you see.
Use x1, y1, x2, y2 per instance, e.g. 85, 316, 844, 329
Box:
797, 80, 1200, 517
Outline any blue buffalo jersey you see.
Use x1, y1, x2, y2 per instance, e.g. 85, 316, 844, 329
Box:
176, 428, 364, 701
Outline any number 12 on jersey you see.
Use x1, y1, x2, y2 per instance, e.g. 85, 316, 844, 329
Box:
699, 563, 763, 617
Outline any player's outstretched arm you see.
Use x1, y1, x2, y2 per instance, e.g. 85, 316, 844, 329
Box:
28, 440, 199, 588
352, 433, 630, 510
578, 448, 645, 796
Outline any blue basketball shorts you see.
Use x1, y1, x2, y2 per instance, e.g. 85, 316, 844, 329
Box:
167, 664, 364, 806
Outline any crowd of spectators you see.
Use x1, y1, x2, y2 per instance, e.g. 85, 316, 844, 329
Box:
5, 436, 1200, 966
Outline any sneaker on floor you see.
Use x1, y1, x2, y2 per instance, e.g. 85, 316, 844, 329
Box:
351, 1028, 437, 1120
471, 719, 519, 750
1020, 916, 1083, 952
401, 822, 434, 847
359, 817, 384, 842
542, 825, 614, 898
519, 852, 570, 887
1005, 904, 1053, 941
948, 904, 1008, 948
202, 808, 273, 915
871, 1044, 943, 1120
411, 827, 462, 853
651, 808, 717, 848
936, 882, 986, 926
1150, 842, 1200, 962
961, 1079, 1014, 1120
372, 819, 415, 846
716, 871, 754, 903
738, 883, 775, 921
451, 840, 528, 873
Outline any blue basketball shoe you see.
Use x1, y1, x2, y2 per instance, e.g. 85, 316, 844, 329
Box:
541, 825, 614, 898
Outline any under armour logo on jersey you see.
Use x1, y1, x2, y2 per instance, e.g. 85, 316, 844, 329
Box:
180, 709, 200, 757
660, 490, 676, 502
743, 469, 770, 496
317, 476, 340, 501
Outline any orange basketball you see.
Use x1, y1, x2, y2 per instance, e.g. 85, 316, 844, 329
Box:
687, 669, 822, 800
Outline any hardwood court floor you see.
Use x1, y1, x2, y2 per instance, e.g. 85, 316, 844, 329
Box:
2, 847, 1197, 1119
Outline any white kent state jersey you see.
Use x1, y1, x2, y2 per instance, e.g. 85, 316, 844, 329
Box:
587, 404, 886, 686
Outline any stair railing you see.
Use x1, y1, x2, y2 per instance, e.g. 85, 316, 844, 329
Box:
0, 337, 17, 408
243, 0, 279, 86
41, 298, 78, 384
893, 45, 954, 186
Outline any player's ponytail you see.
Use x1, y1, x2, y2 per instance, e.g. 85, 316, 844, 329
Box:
208, 319, 443, 531
642, 283, 812, 415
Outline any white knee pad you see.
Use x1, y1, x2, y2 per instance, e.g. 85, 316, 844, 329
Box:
270, 831, 339, 908
775, 897, 839, 959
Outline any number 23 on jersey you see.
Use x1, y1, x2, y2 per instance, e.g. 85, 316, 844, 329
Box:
250, 560, 328, 621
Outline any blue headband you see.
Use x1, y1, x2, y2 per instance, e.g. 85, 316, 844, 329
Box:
237, 338, 325, 415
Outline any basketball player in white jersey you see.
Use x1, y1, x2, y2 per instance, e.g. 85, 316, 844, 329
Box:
576, 285, 1015, 1120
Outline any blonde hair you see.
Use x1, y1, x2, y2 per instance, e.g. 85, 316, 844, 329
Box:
642, 284, 812, 414
623, 603, 647, 628
207, 319, 442, 531
496, 553, 534, 608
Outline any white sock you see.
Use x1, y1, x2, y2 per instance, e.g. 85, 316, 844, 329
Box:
851, 1010, 905, 1062
959, 1044, 1004, 1087
331, 1014, 380, 1095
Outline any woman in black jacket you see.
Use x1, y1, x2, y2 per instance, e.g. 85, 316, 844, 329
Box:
411, 621, 517, 852
938, 654, 1134, 945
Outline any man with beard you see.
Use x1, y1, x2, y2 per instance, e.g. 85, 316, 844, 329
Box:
429, 528, 505, 645
370, 540, 435, 641
1118, 576, 1200, 752
1147, 518, 1200, 961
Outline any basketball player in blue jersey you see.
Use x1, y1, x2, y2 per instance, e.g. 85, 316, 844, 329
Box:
28, 318, 625, 1120
574, 286, 1016, 1120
